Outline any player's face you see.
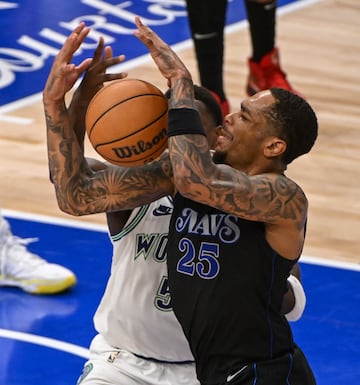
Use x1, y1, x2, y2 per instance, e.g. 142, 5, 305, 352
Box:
213, 90, 276, 169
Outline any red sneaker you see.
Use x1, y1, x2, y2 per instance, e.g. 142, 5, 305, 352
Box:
246, 48, 300, 96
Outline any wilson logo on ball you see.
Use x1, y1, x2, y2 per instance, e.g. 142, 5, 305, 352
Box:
112, 127, 167, 161
85, 78, 168, 167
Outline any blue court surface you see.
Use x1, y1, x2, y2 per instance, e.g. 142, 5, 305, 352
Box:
2, 0, 359, 384
0, 212, 359, 385
1, 0, 300, 108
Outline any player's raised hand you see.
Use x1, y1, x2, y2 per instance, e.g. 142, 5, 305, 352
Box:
43, 22, 92, 104
133, 16, 192, 89
74, 36, 127, 104
134, 16, 195, 109
68, 37, 127, 150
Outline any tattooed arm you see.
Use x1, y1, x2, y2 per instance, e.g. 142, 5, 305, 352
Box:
134, 17, 307, 260
43, 23, 174, 217
68, 35, 125, 152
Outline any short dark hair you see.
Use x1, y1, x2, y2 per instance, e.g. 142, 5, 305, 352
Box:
193, 85, 223, 127
165, 85, 223, 127
268, 88, 318, 164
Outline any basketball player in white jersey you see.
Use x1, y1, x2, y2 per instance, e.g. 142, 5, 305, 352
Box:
44, 25, 307, 385
75, 91, 222, 385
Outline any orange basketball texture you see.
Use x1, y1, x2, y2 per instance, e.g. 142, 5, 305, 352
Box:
85, 78, 168, 167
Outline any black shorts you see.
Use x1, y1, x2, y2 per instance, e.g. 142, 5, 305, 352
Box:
224, 344, 316, 385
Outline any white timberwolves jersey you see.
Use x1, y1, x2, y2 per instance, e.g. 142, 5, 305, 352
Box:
94, 197, 194, 362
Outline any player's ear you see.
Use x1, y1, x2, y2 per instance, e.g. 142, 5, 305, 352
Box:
264, 136, 286, 158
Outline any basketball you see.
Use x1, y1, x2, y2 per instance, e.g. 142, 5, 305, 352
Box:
85, 78, 168, 167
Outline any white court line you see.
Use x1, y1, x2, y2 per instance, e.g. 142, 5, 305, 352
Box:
0, 328, 90, 359
2, 208, 108, 232
0, 114, 33, 124
3, 208, 359, 272
301, 255, 360, 272
2, 202, 358, 358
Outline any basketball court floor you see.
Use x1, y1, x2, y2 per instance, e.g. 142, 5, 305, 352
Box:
1, 0, 360, 384
1, 212, 359, 385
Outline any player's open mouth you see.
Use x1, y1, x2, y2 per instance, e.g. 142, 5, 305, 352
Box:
216, 127, 233, 145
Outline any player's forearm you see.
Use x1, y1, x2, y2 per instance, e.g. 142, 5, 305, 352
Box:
44, 99, 91, 215
167, 105, 217, 203
68, 89, 87, 151
44, 98, 84, 178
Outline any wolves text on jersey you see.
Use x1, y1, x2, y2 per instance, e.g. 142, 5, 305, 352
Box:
135, 233, 168, 262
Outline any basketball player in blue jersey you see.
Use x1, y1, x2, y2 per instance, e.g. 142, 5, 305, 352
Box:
43, 23, 314, 385
133, 17, 317, 385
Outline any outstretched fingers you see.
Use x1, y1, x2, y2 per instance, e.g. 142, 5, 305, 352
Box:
92, 36, 105, 63
88, 37, 126, 78
82, 46, 127, 89
58, 23, 90, 65
133, 16, 167, 56
44, 23, 94, 103
133, 16, 191, 85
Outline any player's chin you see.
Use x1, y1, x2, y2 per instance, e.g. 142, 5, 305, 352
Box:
213, 137, 230, 153
215, 132, 233, 148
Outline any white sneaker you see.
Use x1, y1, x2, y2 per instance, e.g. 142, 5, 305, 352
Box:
0, 218, 77, 294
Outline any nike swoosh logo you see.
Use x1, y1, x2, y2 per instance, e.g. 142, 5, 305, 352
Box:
153, 205, 173, 216
265, 2, 276, 10
226, 365, 248, 383
193, 32, 217, 40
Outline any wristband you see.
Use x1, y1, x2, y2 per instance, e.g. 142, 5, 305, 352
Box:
285, 274, 306, 322
168, 108, 206, 137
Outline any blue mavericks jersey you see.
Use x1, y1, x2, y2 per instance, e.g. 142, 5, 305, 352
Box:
167, 193, 296, 384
